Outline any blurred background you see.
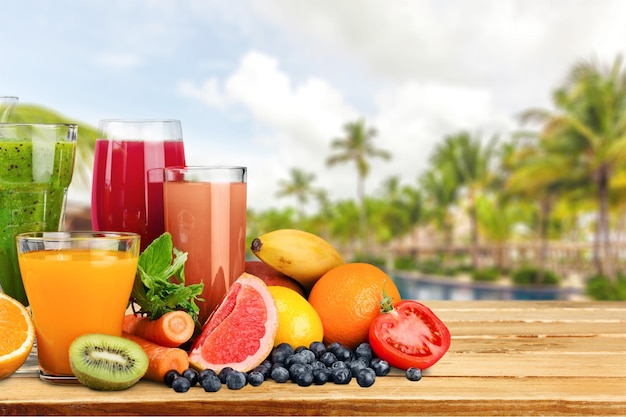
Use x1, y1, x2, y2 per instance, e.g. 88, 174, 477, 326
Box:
3, 0, 626, 301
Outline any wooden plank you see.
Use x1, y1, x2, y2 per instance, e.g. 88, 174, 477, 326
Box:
2, 301, 625, 416
2, 376, 626, 416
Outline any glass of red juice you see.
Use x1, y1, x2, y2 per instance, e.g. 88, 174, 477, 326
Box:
163, 166, 247, 324
91, 119, 186, 251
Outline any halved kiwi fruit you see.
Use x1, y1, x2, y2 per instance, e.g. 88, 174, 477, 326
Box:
69, 333, 148, 391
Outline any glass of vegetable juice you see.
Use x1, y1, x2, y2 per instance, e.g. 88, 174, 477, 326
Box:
16, 231, 140, 383
91, 119, 186, 252
163, 166, 247, 325
0, 123, 77, 307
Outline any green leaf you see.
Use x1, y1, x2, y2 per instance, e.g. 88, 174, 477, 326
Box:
130, 232, 204, 325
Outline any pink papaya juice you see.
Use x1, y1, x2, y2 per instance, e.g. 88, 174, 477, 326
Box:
164, 174, 247, 324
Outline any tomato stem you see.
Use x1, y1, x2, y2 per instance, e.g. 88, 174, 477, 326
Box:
379, 287, 394, 314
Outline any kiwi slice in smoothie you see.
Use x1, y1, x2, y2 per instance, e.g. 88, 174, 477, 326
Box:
69, 334, 148, 391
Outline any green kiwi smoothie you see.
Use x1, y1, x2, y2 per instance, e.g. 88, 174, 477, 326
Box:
0, 135, 76, 306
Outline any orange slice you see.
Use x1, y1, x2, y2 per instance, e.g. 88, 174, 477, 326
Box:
0, 292, 35, 379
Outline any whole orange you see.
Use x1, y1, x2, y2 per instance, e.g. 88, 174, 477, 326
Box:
307, 263, 402, 350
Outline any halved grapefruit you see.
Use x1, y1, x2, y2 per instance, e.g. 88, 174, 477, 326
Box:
188, 273, 278, 373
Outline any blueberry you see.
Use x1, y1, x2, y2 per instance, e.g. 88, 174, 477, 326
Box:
201, 375, 222, 392
225, 371, 247, 390
309, 341, 326, 358
198, 368, 217, 382
355, 342, 373, 361
272, 343, 295, 364
182, 368, 199, 386
290, 352, 310, 366
218, 367, 235, 383
331, 360, 348, 370
163, 370, 180, 387
297, 349, 316, 364
356, 367, 376, 388
331, 367, 352, 384
247, 371, 265, 386
312, 368, 329, 385
252, 364, 270, 379
334, 346, 353, 362
319, 351, 338, 367
327, 342, 343, 355
294, 370, 314, 387
348, 358, 370, 375
406, 367, 422, 381
370, 357, 391, 376
270, 365, 290, 383
289, 363, 313, 381
171, 376, 191, 393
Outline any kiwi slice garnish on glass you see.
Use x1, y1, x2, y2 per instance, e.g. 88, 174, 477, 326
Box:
69, 333, 149, 391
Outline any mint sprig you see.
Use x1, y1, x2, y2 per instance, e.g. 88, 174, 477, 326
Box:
130, 233, 204, 325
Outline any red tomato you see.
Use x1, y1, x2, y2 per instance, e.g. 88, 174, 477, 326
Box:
368, 300, 451, 370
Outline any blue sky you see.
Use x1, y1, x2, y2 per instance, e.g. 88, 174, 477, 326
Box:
2, 0, 625, 211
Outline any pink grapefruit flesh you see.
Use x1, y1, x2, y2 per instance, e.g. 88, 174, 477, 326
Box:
188, 273, 278, 373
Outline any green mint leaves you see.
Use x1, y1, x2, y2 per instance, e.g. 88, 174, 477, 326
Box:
130, 232, 204, 325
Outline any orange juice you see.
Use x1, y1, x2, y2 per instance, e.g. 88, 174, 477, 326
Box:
18, 249, 138, 377
164, 180, 247, 324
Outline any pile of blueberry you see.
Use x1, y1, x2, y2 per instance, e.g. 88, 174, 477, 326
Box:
165, 341, 423, 393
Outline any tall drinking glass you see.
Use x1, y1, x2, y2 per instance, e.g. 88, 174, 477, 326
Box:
91, 119, 186, 251
0, 96, 18, 122
0, 123, 77, 306
164, 166, 247, 324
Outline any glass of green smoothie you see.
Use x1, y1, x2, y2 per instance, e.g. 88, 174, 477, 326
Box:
0, 123, 77, 306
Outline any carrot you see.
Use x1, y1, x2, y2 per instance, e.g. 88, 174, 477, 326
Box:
123, 332, 189, 383
122, 310, 195, 348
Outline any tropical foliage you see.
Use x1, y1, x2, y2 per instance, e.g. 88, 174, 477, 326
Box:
9, 55, 626, 300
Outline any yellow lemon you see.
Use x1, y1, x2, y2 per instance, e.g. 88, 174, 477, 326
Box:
267, 286, 324, 348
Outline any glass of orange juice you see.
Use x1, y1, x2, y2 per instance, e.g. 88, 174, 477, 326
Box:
163, 166, 247, 324
16, 231, 140, 383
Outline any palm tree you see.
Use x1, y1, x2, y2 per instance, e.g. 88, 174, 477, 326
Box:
520, 55, 626, 280
504, 132, 583, 280
430, 131, 499, 268
419, 165, 459, 258
326, 118, 391, 249
275, 167, 319, 225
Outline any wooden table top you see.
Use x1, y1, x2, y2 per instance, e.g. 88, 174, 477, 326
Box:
2, 300, 625, 416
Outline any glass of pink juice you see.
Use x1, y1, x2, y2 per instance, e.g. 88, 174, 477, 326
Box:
91, 119, 186, 251
163, 166, 247, 324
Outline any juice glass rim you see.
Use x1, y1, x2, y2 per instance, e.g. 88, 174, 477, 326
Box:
0, 122, 77, 128
15, 231, 140, 242
164, 166, 247, 183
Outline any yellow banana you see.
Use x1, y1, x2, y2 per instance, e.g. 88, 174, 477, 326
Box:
250, 229, 344, 291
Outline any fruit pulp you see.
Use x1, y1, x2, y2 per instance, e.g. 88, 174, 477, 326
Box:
18, 249, 138, 377
91, 139, 185, 251
164, 181, 247, 324
0, 140, 76, 306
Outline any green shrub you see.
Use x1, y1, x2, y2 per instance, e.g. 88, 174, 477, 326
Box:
586, 274, 626, 301
394, 256, 418, 271
418, 258, 443, 275
471, 267, 500, 282
511, 266, 561, 286
350, 253, 386, 269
